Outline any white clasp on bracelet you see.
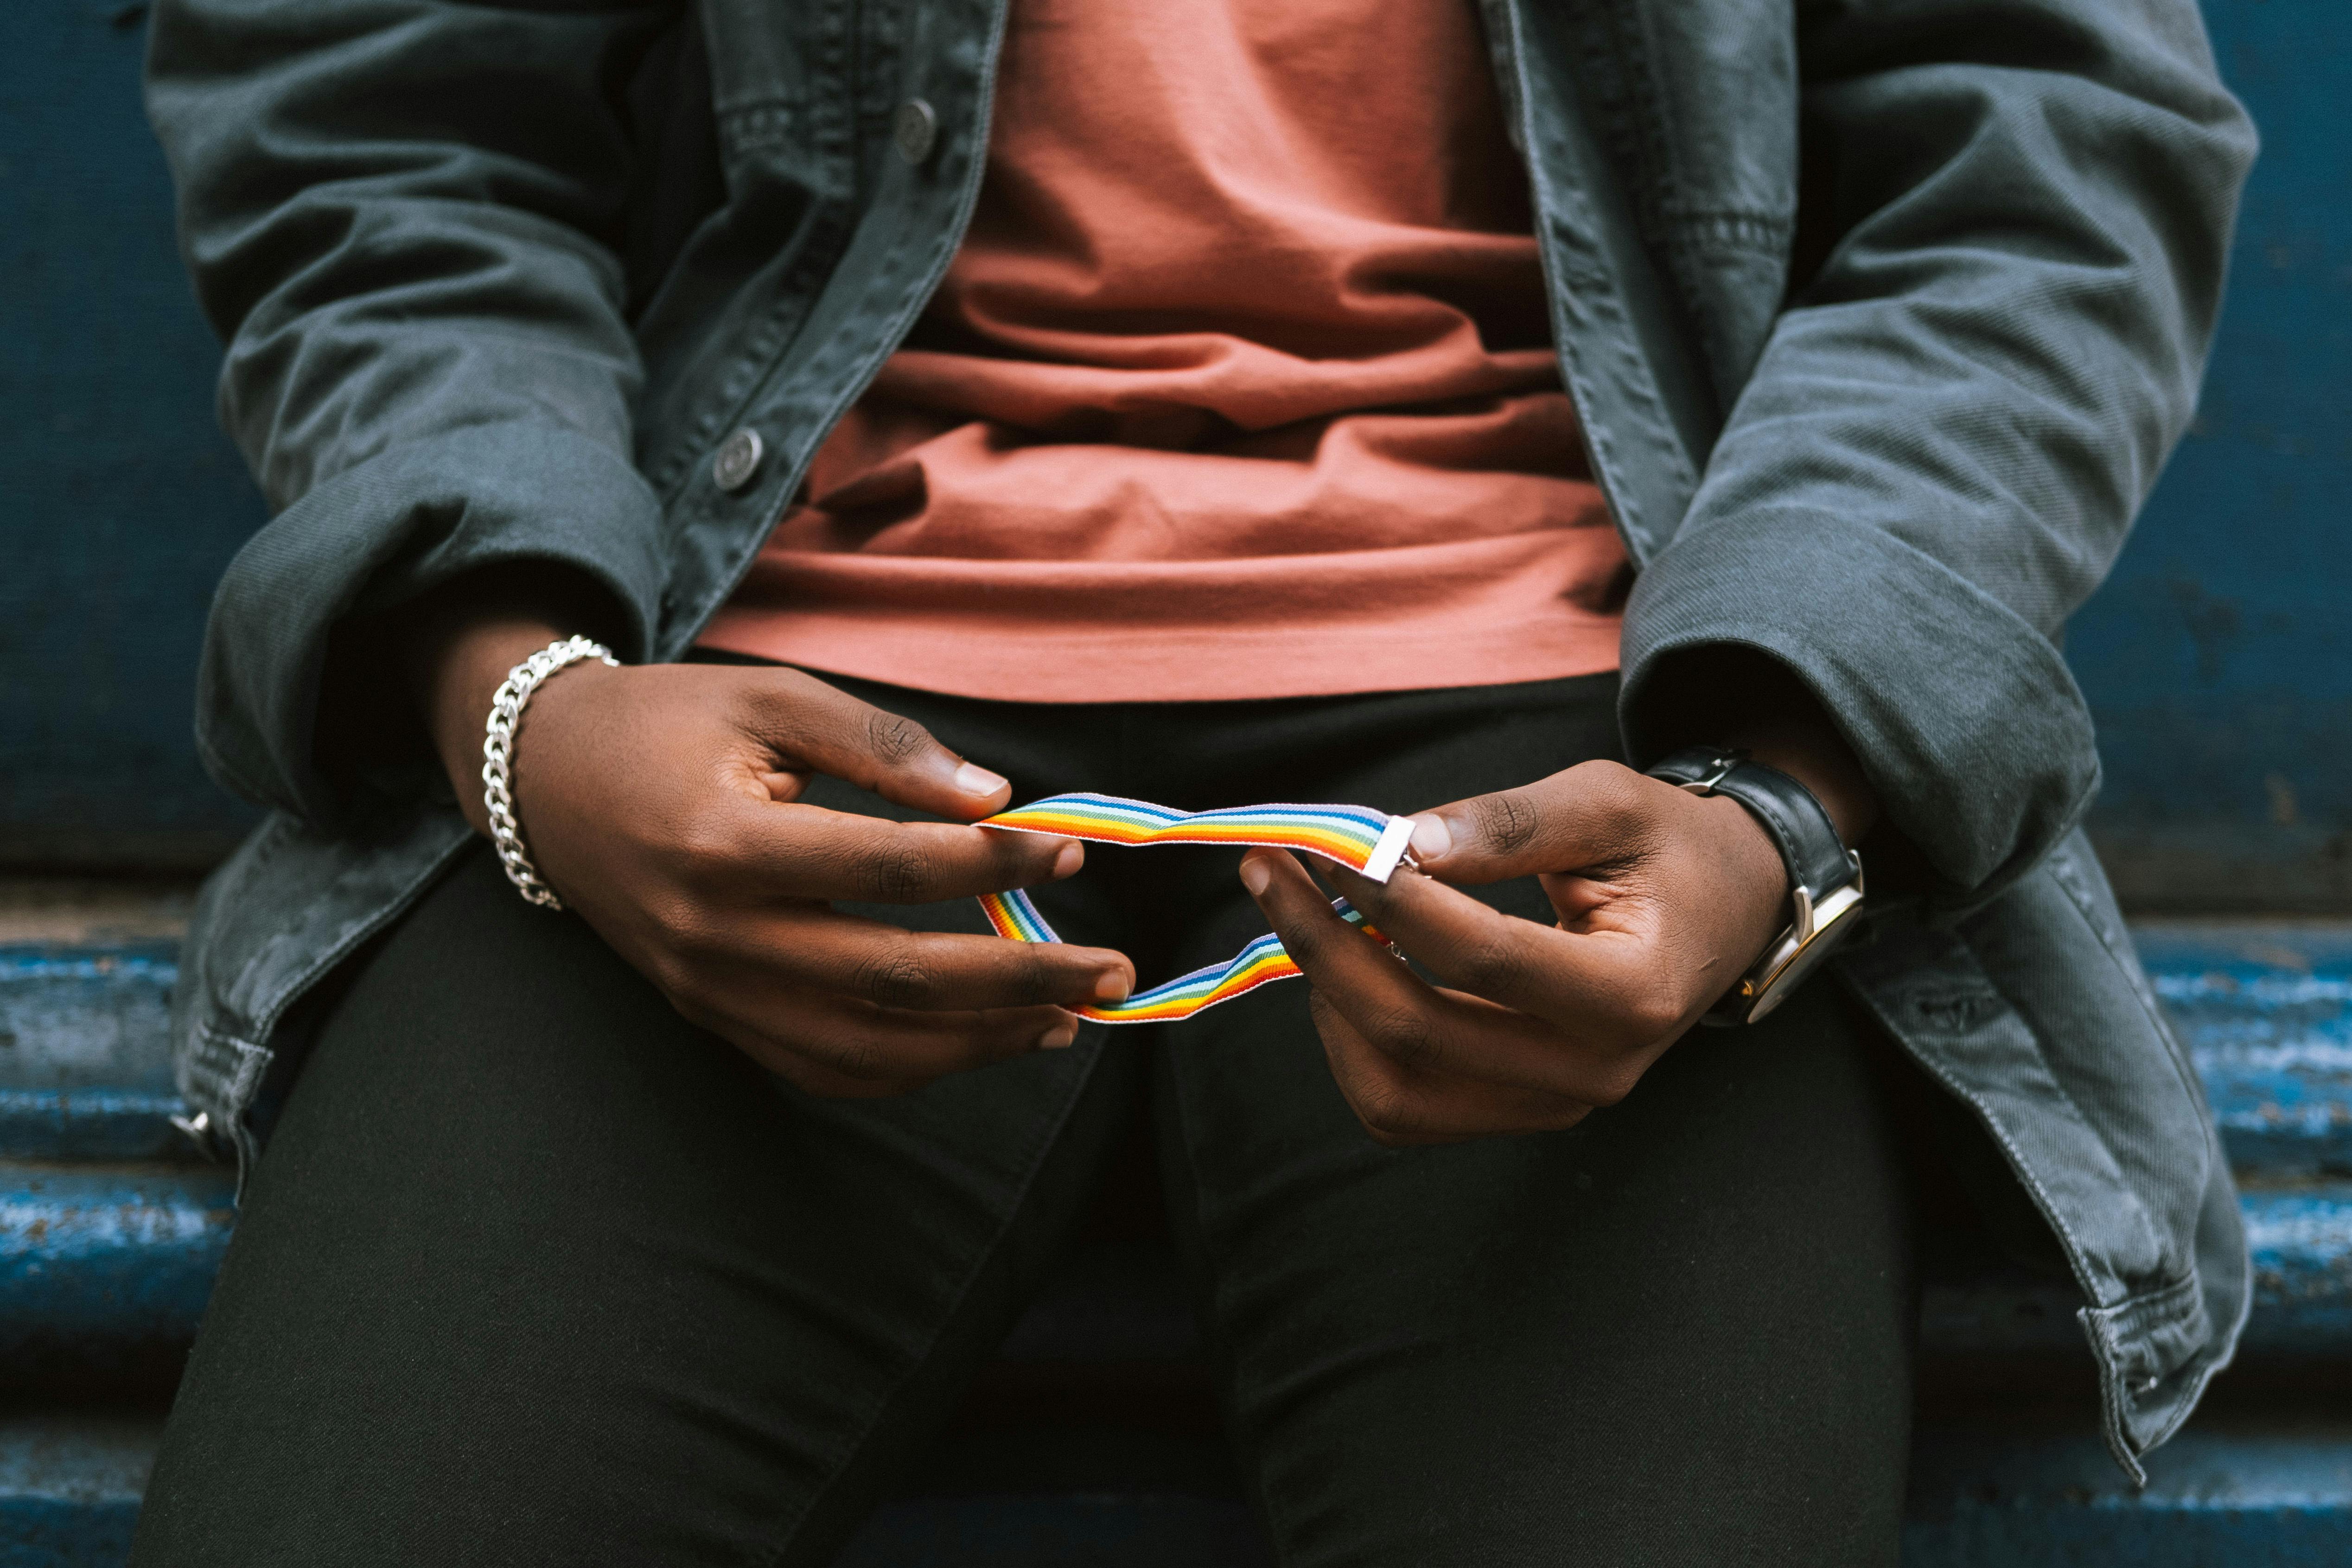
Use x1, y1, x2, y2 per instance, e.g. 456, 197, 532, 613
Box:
482, 635, 619, 909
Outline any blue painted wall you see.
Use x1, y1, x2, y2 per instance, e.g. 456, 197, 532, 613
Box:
0, 0, 263, 868
0, 0, 2345, 897
2070, 0, 2352, 907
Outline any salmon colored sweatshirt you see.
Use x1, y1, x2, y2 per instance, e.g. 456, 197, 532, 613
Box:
699, 0, 1626, 702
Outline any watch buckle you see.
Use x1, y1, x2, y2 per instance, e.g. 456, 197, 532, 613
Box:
1672, 749, 1746, 798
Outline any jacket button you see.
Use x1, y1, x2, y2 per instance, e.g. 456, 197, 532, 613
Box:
893, 98, 938, 166
712, 428, 764, 492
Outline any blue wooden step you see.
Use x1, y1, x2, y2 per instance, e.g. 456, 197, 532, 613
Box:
0, 1416, 148, 1568
2138, 924, 2352, 1178
6, 920, 2352, 1374
4, 909, 2351, 1568
6, 1166, 2347, 1384
1911, 1183, 2352, 1361
1903, 1418, 2352, 1566
0, 947, 190, 1164
0, 1165, 232, 1374
7, 922, 2352, 1169
6, 1411, 2350, 1567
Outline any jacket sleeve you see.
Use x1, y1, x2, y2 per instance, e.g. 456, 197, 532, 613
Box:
147, 0, 682, 829
1616, 0, 2256, 911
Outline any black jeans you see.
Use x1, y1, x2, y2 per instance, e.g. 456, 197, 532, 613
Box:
133, 674, 1920, 1566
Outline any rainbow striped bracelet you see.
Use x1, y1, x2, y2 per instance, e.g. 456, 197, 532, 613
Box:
975, 792, 1414, 1024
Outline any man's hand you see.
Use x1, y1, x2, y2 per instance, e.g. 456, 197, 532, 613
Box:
410, 612, 1133, 1097
1241, 756, 1847, 1145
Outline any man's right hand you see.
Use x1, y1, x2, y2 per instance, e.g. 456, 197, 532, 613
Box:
408, 612, 1133, 1097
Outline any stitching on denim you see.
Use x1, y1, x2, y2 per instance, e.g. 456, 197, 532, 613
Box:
1836, 956, 2103, 1301
233, 821, 473, 1083
657, 0, 1018, 666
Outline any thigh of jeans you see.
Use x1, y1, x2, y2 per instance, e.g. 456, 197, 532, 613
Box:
131, 736, 1143, 1568
1148, 681, 1919, 1568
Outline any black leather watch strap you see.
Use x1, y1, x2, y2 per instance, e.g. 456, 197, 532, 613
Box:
1645, 746, 1859, 906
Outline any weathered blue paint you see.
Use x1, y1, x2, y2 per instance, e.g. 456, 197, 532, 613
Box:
1918, 1182, 2352, 1359
2244, 1186, 2352, 1355
0, 1416, 149, 1568
6, 1161, 2330, 1372
8, 1413, 2352, 1568
0, 919, 2347, 1561
2069, 0, 2352, 909
0, 0, 2346, 896
0, 1165, 232, 1363
11, 926, 2352, 1167
0, 951, 177, 1091
1912, 1183, 2352, 1361
0, 1092, 193, 1165
1904, 1422, 2352, 1566
0, 948, 192, 1161
3, 929, 2351, 1372
2136, 925, 2352, 1175
0, 1, 264, 868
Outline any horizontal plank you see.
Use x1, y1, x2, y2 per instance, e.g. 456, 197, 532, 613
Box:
2140, 924, 2352, 1177
3, 1165, 2348, 1376
1905, 1419, 2352, 1566
1918, 1184, 2352, 1360
0, 1414, 148, 1568
2, 922, 2349, 1376
7, 1411, 2352, 1567
0, 949, 178, 1092
0, 1164, 232, 1370
13, 921, 2352, 1170
0, 946, 185, 1162
0, 1091, 196, 1164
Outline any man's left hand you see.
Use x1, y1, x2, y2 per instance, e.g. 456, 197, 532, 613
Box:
1239, 759, 1802, 1145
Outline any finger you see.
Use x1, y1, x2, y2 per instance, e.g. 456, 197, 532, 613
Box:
1309, 992, 1593, 1145
1325, 861, 1691, 1055
754, 995, 1083, 1085
703, 910, 1134, 1012
1242, 849, 1616, 1100
675, 990, 1083, 1096
1240, 847, 1432, 1013
1400, 759, 1660, 885
706, 795, 1086, 903
732, 668, 1016, 821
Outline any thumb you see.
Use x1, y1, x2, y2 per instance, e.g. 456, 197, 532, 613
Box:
737, 668, 1011, 820
1404, 761, 1658, 884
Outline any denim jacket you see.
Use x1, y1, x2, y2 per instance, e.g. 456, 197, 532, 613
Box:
147, 0, 2255, 1479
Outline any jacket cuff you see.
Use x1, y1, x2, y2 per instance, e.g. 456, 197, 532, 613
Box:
195, 422, 667, 829
1618, 508, 2101, 909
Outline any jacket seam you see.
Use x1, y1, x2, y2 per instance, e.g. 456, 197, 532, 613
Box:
2125, 1243, 2253, 1460
1837, 964, 2107, 1308
663, 0, 1015, 662
215, 822, 474, 1118
646, 5, 859, 501
2047, 843, 2211, 1119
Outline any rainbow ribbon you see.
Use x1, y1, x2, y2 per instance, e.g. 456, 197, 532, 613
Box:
976, 792, 1413, 1024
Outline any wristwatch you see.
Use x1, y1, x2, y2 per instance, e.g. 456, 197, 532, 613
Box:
1645, 745, 1866, 1026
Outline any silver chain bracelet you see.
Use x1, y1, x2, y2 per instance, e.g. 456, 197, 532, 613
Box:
482, 635, 619, 910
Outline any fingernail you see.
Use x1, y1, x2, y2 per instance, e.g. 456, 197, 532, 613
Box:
954, 762, 1009, 798
1039, 1020, 1080, 1051
1093, 969, 1131, 1003
1409, 814, 1453, 861
1238, 856, 1271, 897
1052, 840, 1084, 879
